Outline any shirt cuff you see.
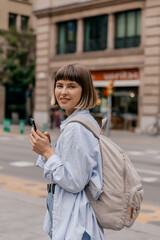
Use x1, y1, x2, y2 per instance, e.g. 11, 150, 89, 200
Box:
44, 154, 62, 172
36, 155, 47, 168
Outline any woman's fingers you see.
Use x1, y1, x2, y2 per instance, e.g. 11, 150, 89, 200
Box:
31, 128, 49, 142
36, 130, 47, 139
31, 128, 39, 138
29, 139, 33, 146
43, 131, 51, 143
43, 131, 49, 136
30, 134, 36, 143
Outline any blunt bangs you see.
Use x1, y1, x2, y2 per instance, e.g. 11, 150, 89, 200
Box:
54, 64, 82, 86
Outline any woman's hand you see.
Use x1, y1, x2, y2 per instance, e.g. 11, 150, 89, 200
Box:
29, 128, 55, 160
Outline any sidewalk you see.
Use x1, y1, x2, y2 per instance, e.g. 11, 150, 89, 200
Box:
0, 188, 160, 240
0, 124, 60, 138
1, 123, 160, 141
0, 124, 31, 137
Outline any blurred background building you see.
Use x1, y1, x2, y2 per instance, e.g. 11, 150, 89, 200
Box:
33, 0, 160, 132
0, 0, 35, 123
1, 0, 160, 132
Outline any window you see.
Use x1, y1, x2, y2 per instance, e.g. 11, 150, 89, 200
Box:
21, 15, 29, 31
115, 9, 141, 49
84, 15, 108, 52
9, 13, 17, 29
57, 21, 77, 54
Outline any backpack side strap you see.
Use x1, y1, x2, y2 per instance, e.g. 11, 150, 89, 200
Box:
65, 116, 101, 139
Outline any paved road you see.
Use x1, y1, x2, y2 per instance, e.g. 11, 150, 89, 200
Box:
110, 131, 160, 208
0, 129, 160, 229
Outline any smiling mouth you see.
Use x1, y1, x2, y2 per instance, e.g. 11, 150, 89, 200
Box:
60, 98, 70, 103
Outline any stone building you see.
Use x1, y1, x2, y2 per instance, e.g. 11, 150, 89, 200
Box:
0, 0, 35, 123
33, 0, 160, 132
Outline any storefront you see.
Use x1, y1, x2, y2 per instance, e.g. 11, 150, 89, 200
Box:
91, 69, 140, 130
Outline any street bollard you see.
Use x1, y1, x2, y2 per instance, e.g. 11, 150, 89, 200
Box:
19, 120, 25, 134
42, 122, 47, 133
3, 119, 11, 132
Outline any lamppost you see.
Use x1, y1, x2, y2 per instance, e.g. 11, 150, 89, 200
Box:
106, 80, 114, 136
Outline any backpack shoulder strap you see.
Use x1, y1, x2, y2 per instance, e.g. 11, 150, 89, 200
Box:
101, 118, 107, 135
65, 116, 101, 139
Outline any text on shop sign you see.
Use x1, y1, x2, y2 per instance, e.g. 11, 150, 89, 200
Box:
91, 70, 140, 81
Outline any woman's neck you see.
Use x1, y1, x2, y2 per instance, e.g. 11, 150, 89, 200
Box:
65, 108, 76, 116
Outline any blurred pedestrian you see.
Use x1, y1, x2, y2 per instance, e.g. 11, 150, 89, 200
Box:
49, 107, 55, 129
29, 64, 105, 240
54, 106, 61, 128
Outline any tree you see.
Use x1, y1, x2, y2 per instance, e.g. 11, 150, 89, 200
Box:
0, 28, 35, 120
0, 28, 35, 88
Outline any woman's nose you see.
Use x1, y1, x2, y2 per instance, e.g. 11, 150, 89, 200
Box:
61, 87, 68, 95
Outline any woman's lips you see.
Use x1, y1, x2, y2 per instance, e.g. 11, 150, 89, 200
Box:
60, 98, 70, 103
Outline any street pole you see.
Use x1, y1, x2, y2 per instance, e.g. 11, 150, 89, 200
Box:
106, 80, 114, 136
106, 93, 112, 136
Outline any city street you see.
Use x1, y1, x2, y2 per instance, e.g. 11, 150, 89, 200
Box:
0, 128, 160, 239
1, 0, 160, 239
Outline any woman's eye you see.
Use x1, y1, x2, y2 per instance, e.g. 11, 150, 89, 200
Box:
69, 85, 75, 88
56, 85, 63, 88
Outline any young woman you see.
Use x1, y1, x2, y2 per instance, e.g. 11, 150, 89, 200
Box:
29, 64, 105, 240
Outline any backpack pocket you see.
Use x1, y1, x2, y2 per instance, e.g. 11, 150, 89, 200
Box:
125, 186, 143, 227
133, 186, 143, 208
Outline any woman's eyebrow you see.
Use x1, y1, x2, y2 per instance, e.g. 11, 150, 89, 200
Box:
56, 81, 63, 84
67, 82, 77, 85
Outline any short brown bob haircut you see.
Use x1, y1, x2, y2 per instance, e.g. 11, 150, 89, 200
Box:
51, 64, 98, 109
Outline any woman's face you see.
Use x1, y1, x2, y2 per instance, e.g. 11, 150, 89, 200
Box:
55, 80, 82, 116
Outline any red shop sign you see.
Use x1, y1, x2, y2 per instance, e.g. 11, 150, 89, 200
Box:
91, 69, 140, 81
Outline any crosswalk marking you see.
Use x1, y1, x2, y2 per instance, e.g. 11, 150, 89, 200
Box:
127, 150, 160, 156
136, 168, 160, 176
142, 177, 158, 183
9, 161, 34, 167
127, 151, 144, 156
145, 150, 160, 154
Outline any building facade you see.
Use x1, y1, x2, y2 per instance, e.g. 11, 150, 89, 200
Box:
0, 0, 35, 123
33, 0, 160, 132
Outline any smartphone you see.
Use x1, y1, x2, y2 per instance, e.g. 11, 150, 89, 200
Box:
30, 118, 37, 131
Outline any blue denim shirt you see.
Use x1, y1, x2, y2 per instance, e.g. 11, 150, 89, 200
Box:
37, 109, 106, 240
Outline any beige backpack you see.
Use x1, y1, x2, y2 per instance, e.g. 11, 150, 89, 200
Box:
67, 116, 143, 230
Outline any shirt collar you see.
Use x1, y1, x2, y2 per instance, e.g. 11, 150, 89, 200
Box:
60, 109, 90, 131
